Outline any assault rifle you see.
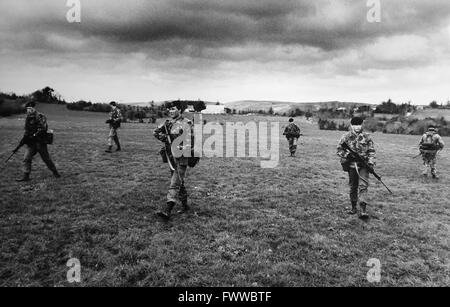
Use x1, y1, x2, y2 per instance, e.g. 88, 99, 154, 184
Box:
342, 142, 393, 194
1, 138, 26, 171
162, 121, 177, 172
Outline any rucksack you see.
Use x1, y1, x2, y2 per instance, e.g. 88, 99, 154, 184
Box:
284, 124, 301, 138
420, 134, 438, 151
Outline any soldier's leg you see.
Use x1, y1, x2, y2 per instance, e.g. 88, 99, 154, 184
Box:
292, 138, 298, 155
288, 138, 295, 156
178, 167, 189, 213
17, 145, 37, 181
37, 143, 60, 177
422, 155, 430, 176
358, 167, 370, 218
430, 156, 438, 179
347, 167, 359, 214
158, 165, 187, 219
113, 134, 121, 151
105, 128, 115, 153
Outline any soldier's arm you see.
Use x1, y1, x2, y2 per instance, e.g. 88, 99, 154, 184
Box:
419, 135, 424, 147
35, 115, 48, 136
336, 135, 349, 159
437, 135, 445, 149
116, 109, 123, 122
153, 123, 168, 142
366, 136, 376, 166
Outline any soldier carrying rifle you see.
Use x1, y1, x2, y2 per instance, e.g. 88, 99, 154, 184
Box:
153, 101, 199, 221
105, 101, 123, 153
16, 101, 60, 182
283, 118, 301, 157
418, 125, 444, 179
337, 117, 377, 219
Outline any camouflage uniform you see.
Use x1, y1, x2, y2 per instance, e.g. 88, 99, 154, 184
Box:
337, 130, 376, 215
283, 123, 301, 156
107, 107, 123, 151
154, 116, 193, 212
22, 111, 59, 177
419, 130, 444, 178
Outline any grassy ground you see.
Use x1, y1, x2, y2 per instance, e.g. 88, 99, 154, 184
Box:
0, 104, 449, 287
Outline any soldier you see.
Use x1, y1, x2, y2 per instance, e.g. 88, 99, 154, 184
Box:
283, 118, 301, 157
337, 117, 376, 219
419, 125, 444, 179
105, 101, 123, 153
16, 101, 60, 182
154, 101, 194, 220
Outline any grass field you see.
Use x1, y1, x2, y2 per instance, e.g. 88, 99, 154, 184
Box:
0, 104, 449, 287
412, 109, 450, 120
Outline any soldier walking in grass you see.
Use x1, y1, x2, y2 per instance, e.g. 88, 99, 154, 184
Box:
105, 101, 123, 153
283, 118, 301, 157
337, 117, 376, 219
154, 101, 198, 221
16, 101, 60, 182
419, 125, 444, 179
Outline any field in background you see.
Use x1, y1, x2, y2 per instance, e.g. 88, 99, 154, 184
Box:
412, 109, 450, 120
0, 104, 449, 286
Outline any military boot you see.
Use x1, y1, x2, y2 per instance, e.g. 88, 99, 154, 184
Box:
347, 201, 358, 215
16, 173, 30, 182
157, 201, 175, 220
105, 146, 113, 153
359, 202, 369, 219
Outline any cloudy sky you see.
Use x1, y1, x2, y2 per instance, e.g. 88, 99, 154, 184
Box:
1, 0, 450, 104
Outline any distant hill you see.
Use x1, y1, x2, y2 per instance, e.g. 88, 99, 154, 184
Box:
224, 100, 369, 114
127, 101, 221, 107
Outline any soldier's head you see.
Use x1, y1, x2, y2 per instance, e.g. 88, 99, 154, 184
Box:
167, 101, 187, 118
25, 101, 36, 115
289, 118, 294, 123
428, 125, 437, 132
350, 117, 364, 134
109, 101, 117, 109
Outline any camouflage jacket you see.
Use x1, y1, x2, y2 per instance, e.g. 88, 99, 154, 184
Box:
24, 112, 48, 142
283, 123, 301, 138
154, 116, 193, 151
419, 131, 444, 152
337, 130, 376, 166
109, 108, 123, 128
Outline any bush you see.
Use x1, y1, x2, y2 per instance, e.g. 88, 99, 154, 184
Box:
318, 118, 338, 130
0, 99, 25, 117
338, 122, 349, 131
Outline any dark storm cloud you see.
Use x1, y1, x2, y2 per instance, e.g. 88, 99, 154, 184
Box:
65, 0, 450, 50
1, 0, 450, 66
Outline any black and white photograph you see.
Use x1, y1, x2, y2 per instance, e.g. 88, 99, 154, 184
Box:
0, 0, 449, 291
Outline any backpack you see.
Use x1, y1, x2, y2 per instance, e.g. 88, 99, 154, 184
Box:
45, 129, 54, 145
420, 134, 438, 151
284, 124, 301, 138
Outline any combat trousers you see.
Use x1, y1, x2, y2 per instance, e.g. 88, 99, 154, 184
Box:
287, 137, 298, 155
108, 127, 120, 145
348, 166, 369, 204
422, 153, 437, 176
167, 158, 188, 206
23, 142, 58, 174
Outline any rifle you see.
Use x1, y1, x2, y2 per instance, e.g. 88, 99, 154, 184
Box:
412, 152, 422, 159
162, 121, 183, 183
1, 139, 25, 171
162, 121, 176, 172
342, 142, 393, 194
